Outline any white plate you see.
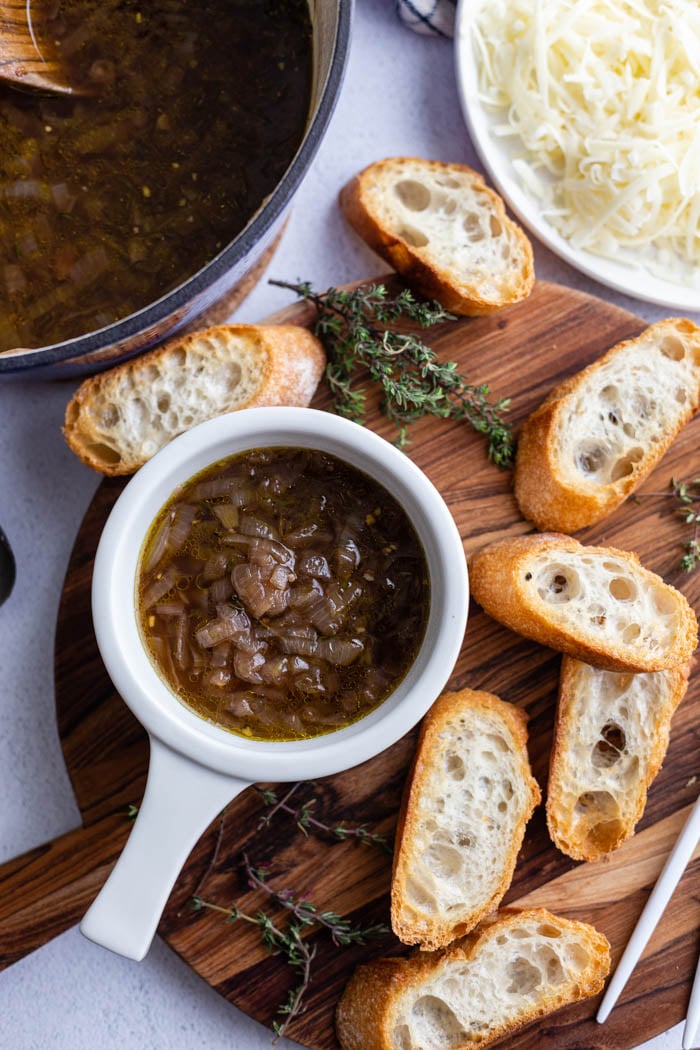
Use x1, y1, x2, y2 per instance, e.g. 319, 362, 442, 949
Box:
453, 0, 700, 313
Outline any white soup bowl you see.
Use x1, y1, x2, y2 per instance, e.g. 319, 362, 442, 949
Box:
81, 407, 469, 960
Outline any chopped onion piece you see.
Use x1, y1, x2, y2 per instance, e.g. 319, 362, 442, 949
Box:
293, 665, 328, 697
142, 565, 179, 607
216, 602, 249, 628
210, 643, 230, 667
153, 601, 186, 616
143, 513, 173, 573
316, 636, 364, 666
224, 692, 255, 718
168, 503, 197, 550
203, 668, 231, 689
288, 579, 323, 609
297, 551, 331, 579
173, 615, 189, 669
234, 649, 265, 684
334, 531, 361, 578
261, 655, 289, 685
275, 626, 318, 656
212, 503, 240, 530
195, 618, 237, 648
208, 576, 233, 604
240, 513, 278, 540
269, 565, 295, 590
200, 551, 229, 581
193, 479, 238, 500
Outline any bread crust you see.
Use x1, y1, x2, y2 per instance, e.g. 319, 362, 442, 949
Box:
335, 907, 611, 1050
391, 689, 540, 950
339, 157, 535, 315
468, 533, 698, 672
547, 657, 689, 861
63, 323, 326, 475
514, 319, 700, 532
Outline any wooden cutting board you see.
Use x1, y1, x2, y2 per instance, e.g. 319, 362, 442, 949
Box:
1, 279, 699, 1050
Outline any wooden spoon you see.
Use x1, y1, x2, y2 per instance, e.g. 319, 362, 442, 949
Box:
0, 0, 83, 95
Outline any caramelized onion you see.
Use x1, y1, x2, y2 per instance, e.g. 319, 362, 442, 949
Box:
139, 448, 429, 741
195, 618, 237, 648
297, 551, 331, 579
316, 636, 364, 666
212, 503, 239, 530
142, 565, 179, 608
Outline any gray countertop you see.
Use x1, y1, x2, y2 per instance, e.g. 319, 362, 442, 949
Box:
0, 0, 697, 1047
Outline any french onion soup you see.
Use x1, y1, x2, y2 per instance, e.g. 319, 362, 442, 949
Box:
0, 0, 312, 351
137, 447, 430, 741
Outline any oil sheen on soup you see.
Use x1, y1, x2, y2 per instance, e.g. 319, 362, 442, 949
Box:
0, 0, 311, 351
138, 448, 430, 741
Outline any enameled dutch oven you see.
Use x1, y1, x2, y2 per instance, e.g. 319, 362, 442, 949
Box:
0, 0, 352, 380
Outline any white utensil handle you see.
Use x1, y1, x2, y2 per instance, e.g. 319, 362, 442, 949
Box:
683, 949, 700, 1048
80, 735, 249, 961
597, 793, 700, 1024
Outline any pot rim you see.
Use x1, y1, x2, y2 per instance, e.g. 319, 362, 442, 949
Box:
0, 0, 353, 376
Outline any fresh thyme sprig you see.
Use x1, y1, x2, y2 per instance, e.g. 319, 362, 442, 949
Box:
192, 894, 316, 1041
270, 279, 514, 468
243, 854, 388, 947
673, 477, 700, 572
256, 783, 391, 853
633, 476, 700, 573
192, 852, 388, 1042
179, 785, 389, 1043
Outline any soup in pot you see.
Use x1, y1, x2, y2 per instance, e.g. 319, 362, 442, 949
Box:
0, 0, 312, 351
138, 447, 431, 741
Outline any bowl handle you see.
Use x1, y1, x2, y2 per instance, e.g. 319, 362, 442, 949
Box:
80, 735, 249, 961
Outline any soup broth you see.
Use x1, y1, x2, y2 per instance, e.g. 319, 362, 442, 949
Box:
0, 0, 312, 351
138, 447, 430, 741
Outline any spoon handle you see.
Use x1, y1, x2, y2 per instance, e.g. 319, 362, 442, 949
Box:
597, 792, 700, 1023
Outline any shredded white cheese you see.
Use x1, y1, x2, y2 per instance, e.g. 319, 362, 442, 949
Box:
473, 0, 700, 281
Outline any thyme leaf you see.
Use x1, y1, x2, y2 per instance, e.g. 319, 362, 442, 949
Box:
188, 788, 390, 1043
192, 852, 387, 1042
270, 279, 514, 468
632, 476, 700, 573
673, 477, 700, 573
192, 894, 317, 1041
255, 782, 391, 852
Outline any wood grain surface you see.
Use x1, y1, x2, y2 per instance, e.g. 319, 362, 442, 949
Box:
2, 278, 699, 1049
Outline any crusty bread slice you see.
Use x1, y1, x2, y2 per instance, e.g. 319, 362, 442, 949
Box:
336, 907, 610, 1050
63, 324, 326, 475
468, 533, 697, 673
392, 689, 540, 951
339, 158, 534, 315
547, 657, 688, 862
515, 319, 700, 532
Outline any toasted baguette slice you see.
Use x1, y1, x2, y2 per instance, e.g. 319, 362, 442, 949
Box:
515, 319, 700, 532
336, 908, 610, 1050
339, 158, 534, 315
547, 658, 688, 862
63, 324, 326, 475
468, 533, 697, 673
392, 689, 540, 951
